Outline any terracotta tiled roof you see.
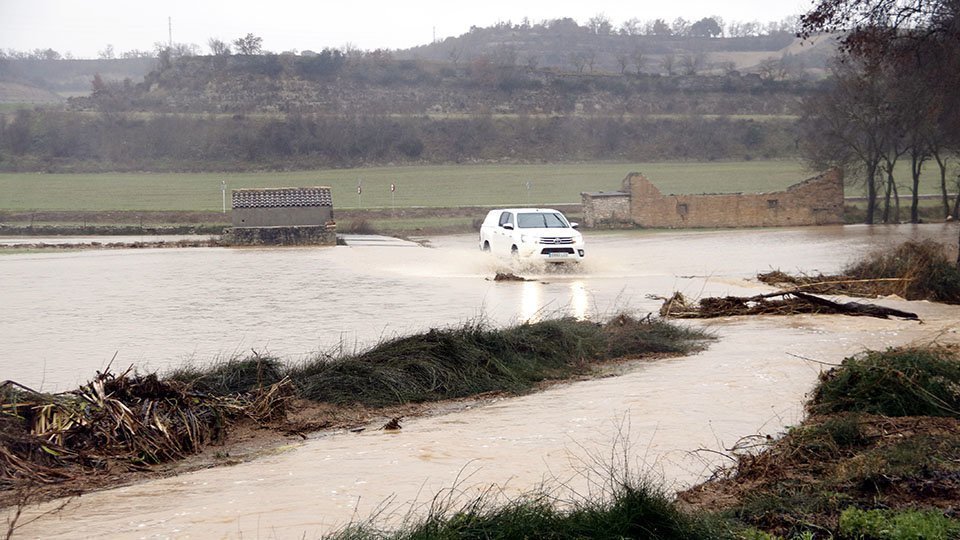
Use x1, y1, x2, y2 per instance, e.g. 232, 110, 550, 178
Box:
232, 187, 333, 208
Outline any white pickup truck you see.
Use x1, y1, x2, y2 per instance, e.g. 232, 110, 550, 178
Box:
478, 208, 585, 263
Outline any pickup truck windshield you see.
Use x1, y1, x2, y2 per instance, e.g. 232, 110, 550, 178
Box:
517, 212, 568, 228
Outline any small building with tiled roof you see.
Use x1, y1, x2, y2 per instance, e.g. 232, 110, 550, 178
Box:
232, 186, 333, 228
229, 186, 336, 245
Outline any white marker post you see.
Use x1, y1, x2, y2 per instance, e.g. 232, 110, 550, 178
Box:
390, 182, 396, 215
357, 179, 362, 208
221, 180, 226, 213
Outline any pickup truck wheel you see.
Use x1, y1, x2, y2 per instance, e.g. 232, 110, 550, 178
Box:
510, 245, 519, 257
482, 241, 490, 252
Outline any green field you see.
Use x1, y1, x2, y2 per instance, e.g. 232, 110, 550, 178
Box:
1, 160, 956, 213
0, 161, 821, 212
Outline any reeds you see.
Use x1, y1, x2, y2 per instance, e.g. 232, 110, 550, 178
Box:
288, 316, 709, 407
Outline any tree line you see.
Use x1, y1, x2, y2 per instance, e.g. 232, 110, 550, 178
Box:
0, 110, 795, 172
799, 0, 960, 223
0, 13, 801, 63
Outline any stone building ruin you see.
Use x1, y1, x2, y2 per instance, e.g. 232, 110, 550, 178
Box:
581, 169, 844, 228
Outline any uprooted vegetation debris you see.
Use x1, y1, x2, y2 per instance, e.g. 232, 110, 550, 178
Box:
0, 314, 710, 500
759, 239, 960, 304
0, 367, 291, 491
659, 290, 920, 320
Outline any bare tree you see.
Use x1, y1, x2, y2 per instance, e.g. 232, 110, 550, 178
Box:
615, 52, 630, 75
98, 44, 115, 59
569, 51, 589, 73
619, 18, 642, 36
233, 33, 263, 55
671, 17, 690, 37
587, 13, 613, 35
799, 58, 896, 224
208, 38, 231, 56
631, 48, 646, 75
757, 57, 787, 81
679, 53, 705, 75
801, 0, 960, 256
660, 53, 676, 76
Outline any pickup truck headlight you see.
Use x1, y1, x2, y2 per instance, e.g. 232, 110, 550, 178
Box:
520, 234, 532, 243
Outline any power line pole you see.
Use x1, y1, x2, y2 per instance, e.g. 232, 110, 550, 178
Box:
168, 17, 172, 48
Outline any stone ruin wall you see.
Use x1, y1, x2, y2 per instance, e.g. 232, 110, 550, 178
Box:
582, 169, 844, 228
580, 192, 631, 228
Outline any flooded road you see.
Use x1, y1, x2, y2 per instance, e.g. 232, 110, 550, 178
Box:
4, 223, 960, 538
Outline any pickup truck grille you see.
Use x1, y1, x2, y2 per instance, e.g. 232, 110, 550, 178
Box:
538, 237, 575, 245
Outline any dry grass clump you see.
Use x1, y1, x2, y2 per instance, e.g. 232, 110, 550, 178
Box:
844, 240, 960, 303
759, 240, 960, 304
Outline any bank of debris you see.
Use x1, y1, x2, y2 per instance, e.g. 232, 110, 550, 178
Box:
759, 239, 960, 304
659, 290, 919, 320
0, 367, 291, 491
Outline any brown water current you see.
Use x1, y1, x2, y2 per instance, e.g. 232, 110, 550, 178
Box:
4, 224, 960, 538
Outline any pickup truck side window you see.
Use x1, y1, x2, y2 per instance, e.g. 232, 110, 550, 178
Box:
498, 212, 514, 227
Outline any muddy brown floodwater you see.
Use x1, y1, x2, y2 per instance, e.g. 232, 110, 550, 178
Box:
4, 224, 960, 538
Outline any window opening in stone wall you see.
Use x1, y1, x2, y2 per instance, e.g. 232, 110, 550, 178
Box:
677, 203, 688, 215
767, 199, 779, 209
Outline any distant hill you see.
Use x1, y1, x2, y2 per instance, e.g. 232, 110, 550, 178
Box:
399, 22, 836, 76
0, 23, 837, 172
64, 53, 821, 118
0, 57, 156, 100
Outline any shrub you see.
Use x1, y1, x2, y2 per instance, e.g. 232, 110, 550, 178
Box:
844, 240, 960, 303
343, 219, 378, 234
810, 347, 960, 418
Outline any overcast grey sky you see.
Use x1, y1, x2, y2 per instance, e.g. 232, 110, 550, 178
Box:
1, 0, 810, 58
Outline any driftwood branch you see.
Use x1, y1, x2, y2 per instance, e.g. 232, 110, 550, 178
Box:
661, 290, 920, 321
